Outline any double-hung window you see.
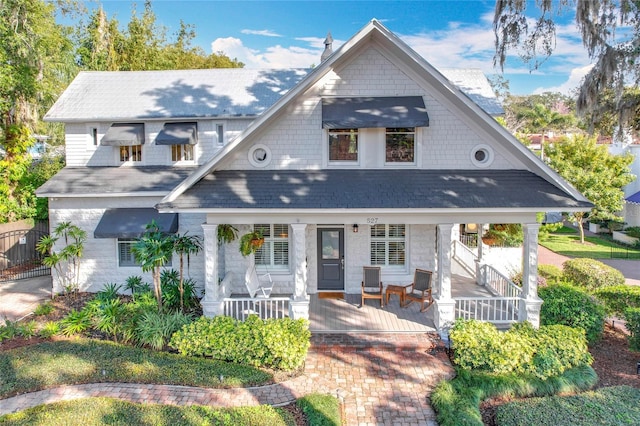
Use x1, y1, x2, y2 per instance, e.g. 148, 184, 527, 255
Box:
370, 224, 406, 267
254, 224, 289, 269
171, 144, 194, 162
328, 129, 358, 162
385, 127, 415, 163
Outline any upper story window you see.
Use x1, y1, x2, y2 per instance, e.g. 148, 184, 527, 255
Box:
216, 124, 224, 146
386, 128, 415, 163
172, 144, 194, 162
91, 127, 98, 146
254, 224, 289, 269
156, 122, 197, 163
329, 129, 358, 162
120, 145, 142, 162
370, 224, 406, 267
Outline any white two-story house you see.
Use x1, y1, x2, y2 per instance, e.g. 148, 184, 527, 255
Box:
37, 20, 591, 332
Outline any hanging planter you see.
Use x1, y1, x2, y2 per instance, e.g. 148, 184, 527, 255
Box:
217, 224, 238, 245
239, 230, 264, 257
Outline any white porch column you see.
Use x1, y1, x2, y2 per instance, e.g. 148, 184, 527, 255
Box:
475, 223, 485, 285
201, 223, 223, 317
520, 223, 543, 326
435, 224, 456, 337
289, 223, 310, 320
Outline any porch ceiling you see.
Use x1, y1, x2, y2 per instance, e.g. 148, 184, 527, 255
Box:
158, 169, 593, 211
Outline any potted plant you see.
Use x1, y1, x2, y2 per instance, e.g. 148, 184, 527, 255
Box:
239, 230, 264, 256
217, 224, 238, 245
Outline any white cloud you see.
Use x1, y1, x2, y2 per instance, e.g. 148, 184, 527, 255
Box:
241, 29, 282, 37
211, 36, 323, 68
532, 64, 593, 95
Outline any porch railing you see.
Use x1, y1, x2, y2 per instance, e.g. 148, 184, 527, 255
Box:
455, 296, 521, 324
452, 239, 477, 274
223, 297, 290, 321
480, 264, 522, 299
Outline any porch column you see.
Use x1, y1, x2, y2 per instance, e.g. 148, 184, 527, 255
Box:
201, 223, 223, 317
435, 224, 456, 337
520, 223, 542, 326
289, 223, 310, 320
476, 223, 485, 285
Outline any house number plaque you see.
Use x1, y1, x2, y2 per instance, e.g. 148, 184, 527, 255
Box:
366, 217, 379, 224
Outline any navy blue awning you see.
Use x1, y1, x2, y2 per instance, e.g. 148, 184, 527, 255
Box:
322, 96, 429, 129
94, 208, 178, 238
626, 191, 640, 205
155, 122, 197, 145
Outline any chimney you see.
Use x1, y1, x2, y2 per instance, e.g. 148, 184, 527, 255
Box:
321, 31, 333, 62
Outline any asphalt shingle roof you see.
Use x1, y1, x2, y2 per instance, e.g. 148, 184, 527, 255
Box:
157, 169, 592, 210
440, 68, 504, 116
36, 167, 196, 196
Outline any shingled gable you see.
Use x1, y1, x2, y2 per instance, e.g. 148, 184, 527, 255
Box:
159, 19, 589, 208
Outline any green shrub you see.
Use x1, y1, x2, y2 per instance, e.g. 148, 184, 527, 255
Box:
449, 319, 592, 380
58, 309, 93, 336
124, 275, 150, 296
94, 298, 130, 342
135, 310, 193, 350
538, 264, 563, 284
170, 315, 311, 371
16, 320, 38, 338
38, 321, 60, 338
95, 282, 121, 302
624, 226, 640, 238
562, 258, 625, 291
33, 301, 54, 316
539, 284, 605, 343
0, 320, 18, 342
296, 393, 342, 426
161, 269, 199, 312
594, 285, 640, 316
623, 307, 640, 352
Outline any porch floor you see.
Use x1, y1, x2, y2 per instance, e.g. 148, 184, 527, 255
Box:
309, 274, 492, 333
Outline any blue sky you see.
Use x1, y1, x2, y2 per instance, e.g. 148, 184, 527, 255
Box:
86, 0, 591, 96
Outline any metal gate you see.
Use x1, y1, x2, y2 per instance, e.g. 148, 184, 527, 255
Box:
0, 221, 51, 281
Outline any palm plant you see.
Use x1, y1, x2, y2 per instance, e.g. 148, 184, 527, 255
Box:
36, 222, 87, 294
131, 221, 174, 312
172, 232, 202, 312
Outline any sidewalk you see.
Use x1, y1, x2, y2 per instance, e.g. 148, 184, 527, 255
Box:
0, 334, 455, 425
0, 276, 51, 322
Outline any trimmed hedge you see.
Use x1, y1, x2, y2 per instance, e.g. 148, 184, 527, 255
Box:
594, 285, 640, 316
539, 284, 605, 344
623, 308, 640, 352
562, 258, 625, 291
449, 319, 592, 380
169, 315, 310, 371
538, 264, 563, 284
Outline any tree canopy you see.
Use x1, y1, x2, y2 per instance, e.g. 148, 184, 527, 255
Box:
545, 134, 635, 243
494, 0, 640, 132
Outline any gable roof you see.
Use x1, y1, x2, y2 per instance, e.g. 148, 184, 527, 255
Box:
158, 19, 589, 208
44, 69, 310, 122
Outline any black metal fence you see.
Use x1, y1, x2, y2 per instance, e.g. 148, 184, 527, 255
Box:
0, 221, 51, 281
610, 245, 640, 260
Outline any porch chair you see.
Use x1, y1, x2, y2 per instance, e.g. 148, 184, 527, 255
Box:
403, 269, 433, 312
361, 266, 383, 308
244, 257, 274, 299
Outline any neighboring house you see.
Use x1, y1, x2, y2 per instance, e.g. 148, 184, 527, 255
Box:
610, 140, 640, 227
37, 20, 591, 332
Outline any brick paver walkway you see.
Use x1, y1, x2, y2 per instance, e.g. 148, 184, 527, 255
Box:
0, 333, 454, 425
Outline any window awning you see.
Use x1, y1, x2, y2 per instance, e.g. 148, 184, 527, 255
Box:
101, 123, 145, 146
626, 191, 640, 205
322, 96, 429, 129
94, 208, 178, 238
155, 122, 198, 145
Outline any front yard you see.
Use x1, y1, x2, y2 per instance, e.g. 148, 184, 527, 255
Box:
540, 227, 640, 259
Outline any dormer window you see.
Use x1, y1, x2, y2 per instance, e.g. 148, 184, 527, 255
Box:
156, 122, 197, 163
329, 129, 358, 162
385, 128, 415, 163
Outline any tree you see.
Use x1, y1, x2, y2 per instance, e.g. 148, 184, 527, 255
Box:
494, 0, 640, 132
545, 135, 635, 243
36, 221, 86, 294
517, 103, 574, 159
132, 221, 174, 311
172, 232, 202, 312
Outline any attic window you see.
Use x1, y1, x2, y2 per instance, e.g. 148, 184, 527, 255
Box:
471, 144, 494, 168
248, 144, 271, 168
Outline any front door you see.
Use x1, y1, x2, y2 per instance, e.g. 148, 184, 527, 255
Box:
317, 228, 344, 291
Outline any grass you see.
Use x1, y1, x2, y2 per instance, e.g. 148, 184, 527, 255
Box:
495, 385, 640, 426
0, 338, 273, 399
430, 365, 598, 426
539, 232, 640, 259
296, 393, 342, 426
0, 397, 296, 426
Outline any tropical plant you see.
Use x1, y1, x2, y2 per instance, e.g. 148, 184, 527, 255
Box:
217, 224, 238, 245
36, 221, 86, 294
135, 310, 193, 350
239, 230, 264, 257
95, 282, 122, 302
161, 269, 199, 312
131, 220, 174, 311
123, 275, 150, 297
171, 232, 202, 312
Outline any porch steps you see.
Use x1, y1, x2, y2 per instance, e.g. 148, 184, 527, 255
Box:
310, 332, 446, 354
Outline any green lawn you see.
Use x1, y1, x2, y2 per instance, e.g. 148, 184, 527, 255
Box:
539, 233, 640, 259
0, 338, 272, 399
0, 397, 296, 426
